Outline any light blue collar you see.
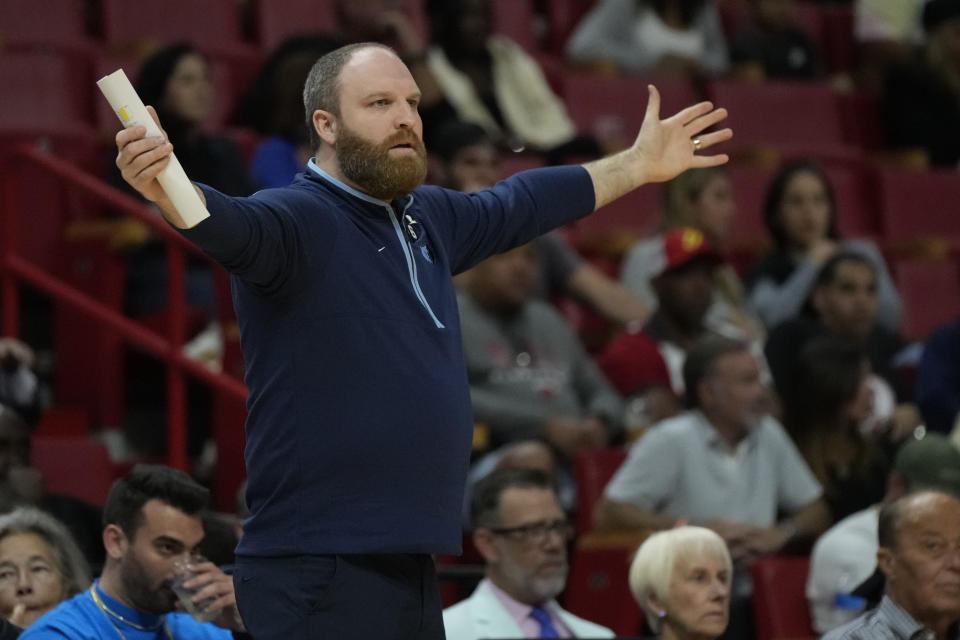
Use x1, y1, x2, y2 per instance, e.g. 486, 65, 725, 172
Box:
307, 158, 401, 208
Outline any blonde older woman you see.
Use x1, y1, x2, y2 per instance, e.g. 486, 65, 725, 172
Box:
0, 507, 90, 628
629, 526, 732, 640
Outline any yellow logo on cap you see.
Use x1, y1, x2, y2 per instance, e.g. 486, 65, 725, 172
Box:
681, 228, 704, 251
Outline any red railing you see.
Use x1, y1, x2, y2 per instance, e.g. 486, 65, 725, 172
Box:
0, 142, 247, 477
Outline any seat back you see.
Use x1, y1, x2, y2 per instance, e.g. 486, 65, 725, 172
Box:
0, 0, 88, 47
893, 258, 960, 342
100, 0, 243, 48
706, 80, 849, 152
573, 449, 628, 534
878, 169, 960, 244
752, 555, 815, 640
31, 436, 118, 506
564, 545, 644, 636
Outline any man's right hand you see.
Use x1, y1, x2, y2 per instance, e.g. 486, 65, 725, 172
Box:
115, 105, 173, 205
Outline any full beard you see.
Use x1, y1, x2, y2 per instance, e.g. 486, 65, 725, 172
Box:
120, 557, 177, 615
336, 124, 427, 202
501, 559, 568, 604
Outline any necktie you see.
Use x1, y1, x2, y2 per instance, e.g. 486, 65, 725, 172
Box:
530, 606, 560, 638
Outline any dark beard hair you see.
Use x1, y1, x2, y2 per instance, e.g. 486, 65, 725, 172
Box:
120, 553, 178, 615
336, 123, 427, 201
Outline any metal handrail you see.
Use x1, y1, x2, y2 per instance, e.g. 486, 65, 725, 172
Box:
0, 142, 247, 474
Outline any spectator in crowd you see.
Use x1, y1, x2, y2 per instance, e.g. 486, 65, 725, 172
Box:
0, 409, 102, 573
782, 337, 889, 522
0, 508, 90, 630
746, 159, 901, 332
629, 526, 732, 640
112, 42, 255, 317
855, 0, 925, 90
596, 336, 828, 637
883, 0, 960, 168
21, 465, 245, 639
822, 490, 960, 640
620, 167, 762, 343
808, 432, 960, 634
458, 242, 623, 460
0, 339, 43, 428
423, 0, 599, 162
434, 119, 650, 326
443, 468, 614, 639
764, 252, 921, 439
731, 0, 823, 81
600, 228, 723, 404
234, 35, 343, 189
566, 0, 729, 77
916, 316, 960, 434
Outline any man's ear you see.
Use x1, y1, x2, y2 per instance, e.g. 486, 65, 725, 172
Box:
473, 528, 500, 565
312, 109, 338, 147
103, 524, 129, 561
877, 546, 895, 583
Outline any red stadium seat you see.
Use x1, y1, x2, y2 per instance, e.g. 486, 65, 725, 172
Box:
751, 555, 815, 640
563, 73, 697, 144
564, 544, 644, 636
705, 80, 856, 158
490, 0, 538, 53
253, 0, 337, 48
0, 0, 89, 48
878, 169, 960, 245
100, 0, 244, 49
826, 161, 877, 238
499, 152, 544, 179
544, 0, 595, 54
0, 51, 94, 131
725, 163, 775, 252
573, 449, 627, 534
31, 436, 119, 506
893, 258, 960, 342
569, 183, 662, 243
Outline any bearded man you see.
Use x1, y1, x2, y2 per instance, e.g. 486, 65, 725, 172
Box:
444, 468, 613, 639
114, 41, 732, 640
21, 465, 245, 639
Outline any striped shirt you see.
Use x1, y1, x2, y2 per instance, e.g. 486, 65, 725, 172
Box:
823, 595, 958, 640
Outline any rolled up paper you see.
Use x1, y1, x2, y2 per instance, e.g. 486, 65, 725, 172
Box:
96, 69, 210, 228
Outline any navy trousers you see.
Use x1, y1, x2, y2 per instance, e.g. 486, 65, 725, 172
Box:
233, 553, 446, 640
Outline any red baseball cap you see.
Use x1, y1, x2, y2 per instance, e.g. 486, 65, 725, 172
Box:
660, 227, 723, 273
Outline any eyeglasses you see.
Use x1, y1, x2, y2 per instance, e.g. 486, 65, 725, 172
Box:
489, 519, 573, 545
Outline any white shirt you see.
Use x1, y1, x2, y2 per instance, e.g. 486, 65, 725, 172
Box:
807, 506, 880, 634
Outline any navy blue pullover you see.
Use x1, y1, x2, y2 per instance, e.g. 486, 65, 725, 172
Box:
182, 162, 595, 555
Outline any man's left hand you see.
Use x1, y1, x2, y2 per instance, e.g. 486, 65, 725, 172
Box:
632, 85, 732, 184
181, 561, 245, 632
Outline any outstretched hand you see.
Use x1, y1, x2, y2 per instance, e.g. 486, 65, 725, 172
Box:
583, 85, 732, 210
633, 85, 732, 184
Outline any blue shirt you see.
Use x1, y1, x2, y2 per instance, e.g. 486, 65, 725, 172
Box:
180, 163, 596, 556
21, 580, 230, 639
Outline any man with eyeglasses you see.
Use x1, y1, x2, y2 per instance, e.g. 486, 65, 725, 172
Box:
444, 468, 613, 638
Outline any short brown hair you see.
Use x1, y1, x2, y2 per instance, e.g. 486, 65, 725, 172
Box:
302, 42, 395, 150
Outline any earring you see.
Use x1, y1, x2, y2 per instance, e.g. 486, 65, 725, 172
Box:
658, 611, 666, 619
